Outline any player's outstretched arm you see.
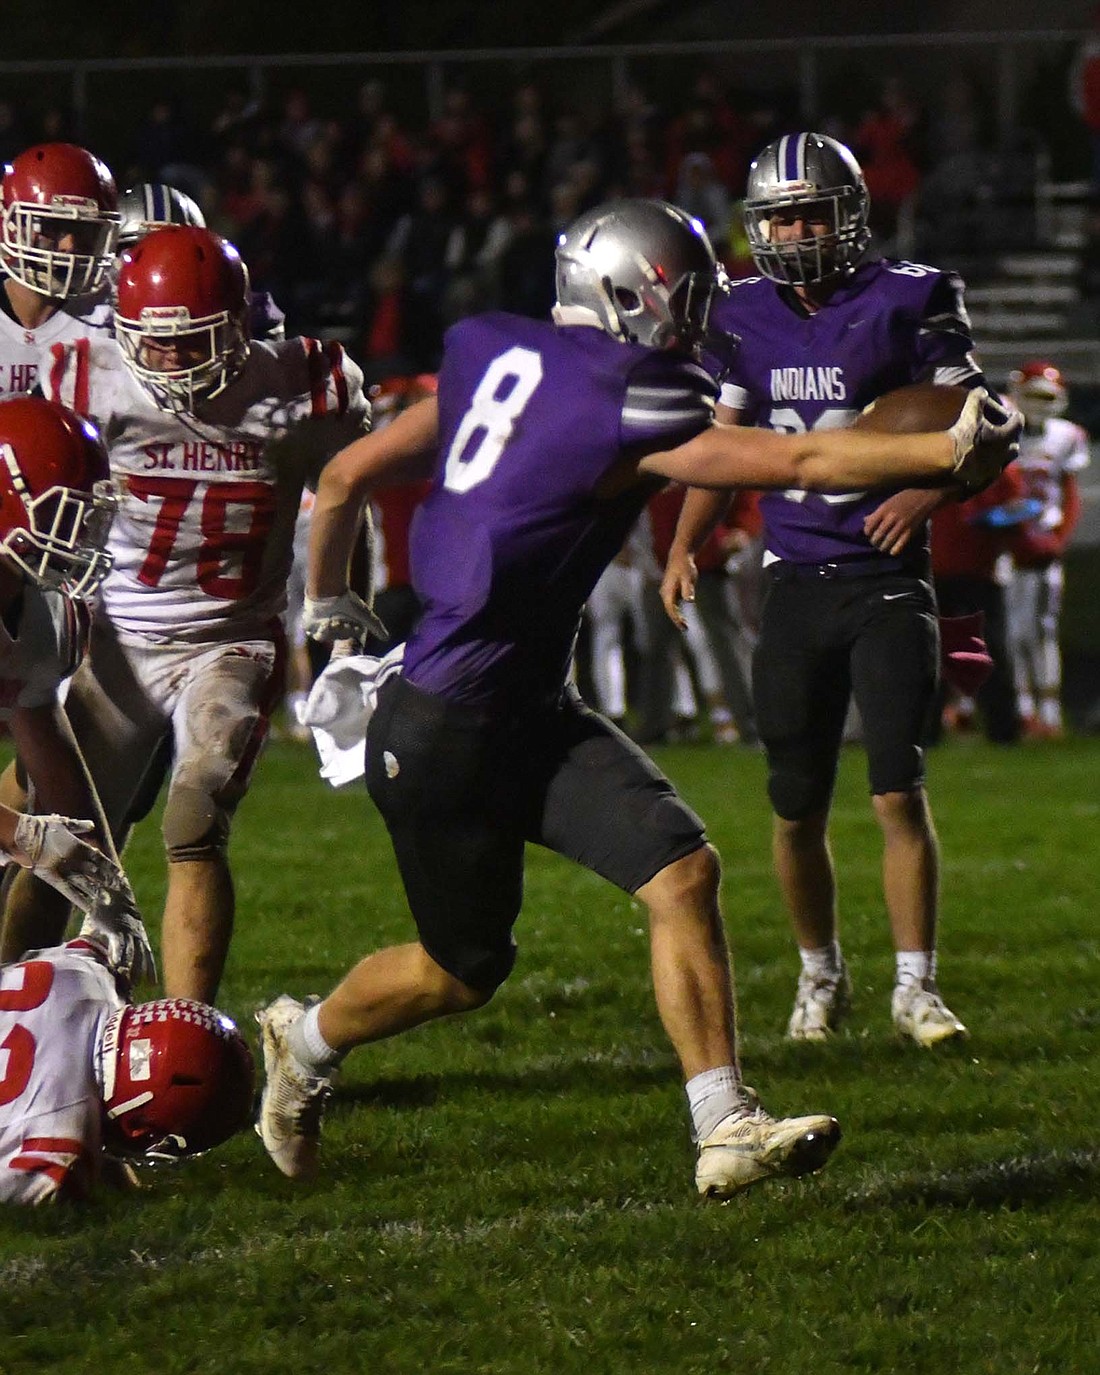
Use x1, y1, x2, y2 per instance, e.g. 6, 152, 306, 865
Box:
638, 389, 1019, 493
8, 702, 120, 863
309, 397, 440, 601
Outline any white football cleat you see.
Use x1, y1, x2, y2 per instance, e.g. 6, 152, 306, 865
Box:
786, 962, 852, 1041
695, 1089, 841, 1200
255, 994, 333, 1180
891, 978, 969, 1048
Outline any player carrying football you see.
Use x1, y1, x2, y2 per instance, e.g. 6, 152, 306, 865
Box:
253, 198, 1015, 1199
662, 131, 993, 1048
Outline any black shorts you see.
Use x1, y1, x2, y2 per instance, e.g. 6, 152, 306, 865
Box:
753, 567, 939, 816
365, 677, 707, 990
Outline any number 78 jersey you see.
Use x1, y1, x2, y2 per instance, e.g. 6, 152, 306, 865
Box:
47, 336, 367, 641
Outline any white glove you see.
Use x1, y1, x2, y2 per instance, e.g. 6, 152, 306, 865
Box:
8, 814, 126, 913
78, 885, 157, 986
949, 388, 1023, 492
303, 589, 387, 646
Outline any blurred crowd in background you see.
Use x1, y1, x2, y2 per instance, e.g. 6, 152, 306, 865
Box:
3, 46, 1097, 741
1, 46, 1094, 381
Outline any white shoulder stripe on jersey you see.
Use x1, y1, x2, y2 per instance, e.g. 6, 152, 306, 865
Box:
932, 363, 983, 386
625, 378, 710, 403
718, 382, 750, 406
622, 405, 711, 431
920, 312, 969, 328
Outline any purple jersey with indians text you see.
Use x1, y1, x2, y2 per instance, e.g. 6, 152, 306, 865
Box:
711, 258, 983, 565
403, 312, 715, 709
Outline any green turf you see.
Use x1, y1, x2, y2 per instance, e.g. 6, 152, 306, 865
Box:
1, 733, 1097, 1374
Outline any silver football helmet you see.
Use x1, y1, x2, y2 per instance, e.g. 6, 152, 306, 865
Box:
553, 199, 721, 352
117, 182, 206, 252
743, 132, 870, 286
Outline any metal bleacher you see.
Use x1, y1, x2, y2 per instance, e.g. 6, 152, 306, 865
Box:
962, 176, 1100, 387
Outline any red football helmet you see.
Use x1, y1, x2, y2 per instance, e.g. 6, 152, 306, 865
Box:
0, 142, 120, 298
0, 395, 117, 599
97, 998, 255, 1164
1008, 360, 1068, 425
114, 225, 250, 413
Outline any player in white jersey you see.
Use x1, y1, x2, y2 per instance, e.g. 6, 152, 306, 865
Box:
0, 142, 118, 399
0, 395, 152, 979
1005, 361, 1091, 737
3, 225, 370, 1004
0, 938, 253, 1204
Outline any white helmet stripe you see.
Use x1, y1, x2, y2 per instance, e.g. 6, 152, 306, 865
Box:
107, 1091, 155, 1120
776, 135, 791, 181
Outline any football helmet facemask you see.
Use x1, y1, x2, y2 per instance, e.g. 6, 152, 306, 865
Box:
97, 998, 255, 1165
114, 225, 250, 414
117, 182, 206, 252
0, 142, 120, 298
0, 396, 117, 600
553, 198, 722, 353
743, 132, 870, 287
1008, 360, 1068, 425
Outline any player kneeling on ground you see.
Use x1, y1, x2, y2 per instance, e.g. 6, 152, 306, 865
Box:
0, 934, 253, 1203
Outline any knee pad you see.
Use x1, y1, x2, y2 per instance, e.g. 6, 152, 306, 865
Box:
162, 784, 231, 862
767, 755, 834, 821
423, 932, 517, 996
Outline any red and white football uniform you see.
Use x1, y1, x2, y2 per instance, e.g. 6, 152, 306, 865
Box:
0, 282, 113, 399
583, 516, 654, 721
1004, 416, 1090, 733
0, 941, 123, 1204
45, 334, 367, 836
1011, 416, 1090, 565
48, 334, 367, 641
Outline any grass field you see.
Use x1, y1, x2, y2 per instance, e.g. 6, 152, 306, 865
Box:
1, 731, 1097, 1374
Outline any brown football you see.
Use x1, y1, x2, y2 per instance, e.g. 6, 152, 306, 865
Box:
853, 382, 968, 433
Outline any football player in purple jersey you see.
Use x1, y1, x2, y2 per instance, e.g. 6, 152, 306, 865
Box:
662, 132, 988, 1049
253, 199, 1014, 1198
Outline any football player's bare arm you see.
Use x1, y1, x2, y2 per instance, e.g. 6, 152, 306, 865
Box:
864, 487, 949, 556
674, 401, 745, 552
9, 702, 117, 861
0, 803, 25, 854
658, 402, 744, 628
638, 420, 957, 494
309, 398, 439, 598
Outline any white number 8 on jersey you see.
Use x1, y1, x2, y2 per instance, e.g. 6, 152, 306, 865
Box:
443, 346, 544, 493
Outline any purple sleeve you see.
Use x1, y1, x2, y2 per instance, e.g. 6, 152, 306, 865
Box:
619, 353, 715, 451
914, 271, 984, 388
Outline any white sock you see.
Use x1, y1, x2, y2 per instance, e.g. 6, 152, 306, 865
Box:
895, 950, 935, 988
287, 1002, 342, 1073
799, 941, 843, 980
686, 1065, 745, 1143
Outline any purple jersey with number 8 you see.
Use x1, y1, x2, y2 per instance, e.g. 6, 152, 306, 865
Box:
402, 311, 715, 709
